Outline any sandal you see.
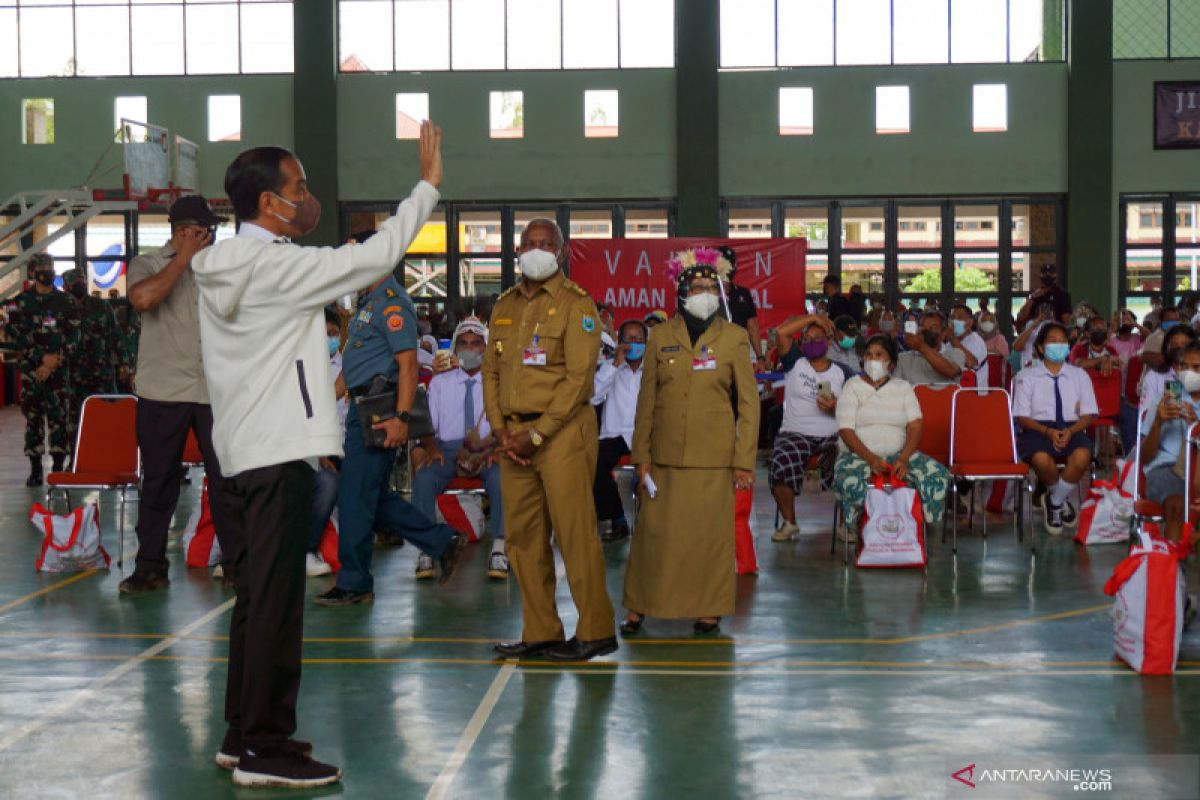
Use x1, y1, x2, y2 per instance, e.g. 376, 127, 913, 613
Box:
619, 612, 644, 636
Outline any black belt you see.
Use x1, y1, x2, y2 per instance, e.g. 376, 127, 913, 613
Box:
507, 412, 542, 423
349, 382, 395, 399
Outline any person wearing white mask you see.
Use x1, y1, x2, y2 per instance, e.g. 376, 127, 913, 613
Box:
977, 310, 1009, 360
948, 303, 988, 387
832, 334, 950, 538
1140, 341, 1200, 542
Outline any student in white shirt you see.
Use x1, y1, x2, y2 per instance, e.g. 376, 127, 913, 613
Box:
1012, 323, 1098, 536
592, 319, 646, 541
1140, 341, 1200, 542
1139, 325, 1198, 428
768, 315, 846, 541
412, 317, 507, 579
948, 303, 989, 387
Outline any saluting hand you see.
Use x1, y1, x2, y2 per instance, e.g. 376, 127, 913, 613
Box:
419, 120, 443, 189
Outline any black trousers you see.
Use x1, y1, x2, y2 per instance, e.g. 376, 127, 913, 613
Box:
593, 436, 630, 522
223, 460, 313, 748
133, 398, 242, 576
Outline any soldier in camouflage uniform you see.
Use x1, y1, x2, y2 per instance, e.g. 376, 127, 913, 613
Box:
5, 254, 81, 485
62, 269, 126, 442
109, 293, 140, 393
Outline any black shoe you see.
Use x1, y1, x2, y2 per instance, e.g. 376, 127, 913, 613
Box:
493, 639, 564, 658
438, 533, 469, 586
618, 614, 644, 636
118, 572, 170, 595
314, 586, 374, 607
215, 729, 312, 771
374, 527, 406, 547
544, 636, 619, 662
1060, 499, 1078, 528
602, 520, 630, 542
232, 745, 341, 789
26, 456, 42, 487
50, 453, 65, 472
693, 619, 721, 635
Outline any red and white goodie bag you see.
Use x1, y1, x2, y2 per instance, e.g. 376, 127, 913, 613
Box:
856, 474, 927, 568
1103, 530, 1189, 675
1075, 459, 1136, 546
182, 479, 221, 568
31, 502, 110, 572
436, 493, 485, 542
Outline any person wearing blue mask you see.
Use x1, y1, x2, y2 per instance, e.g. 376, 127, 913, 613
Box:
592, 319, 648, 541
827, 314, 862, 373
948, 303, 989, 387
1012, 323, 1099, 535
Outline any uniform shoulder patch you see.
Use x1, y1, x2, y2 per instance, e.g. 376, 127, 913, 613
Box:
387, 315, 404, 332
382, 304, 404, 316
582, 316, 596, 334
499, 285, 520, 300
564, 280, 589, 298
385, 288, 397, 298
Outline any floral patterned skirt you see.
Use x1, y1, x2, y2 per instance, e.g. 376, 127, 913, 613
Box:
833, 451, 950, 529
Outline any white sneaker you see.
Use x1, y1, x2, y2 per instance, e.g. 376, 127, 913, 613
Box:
305, 552, 332, 577
486, 551, 509, 580
772, 521, 800, 542
415, 553, 436, 580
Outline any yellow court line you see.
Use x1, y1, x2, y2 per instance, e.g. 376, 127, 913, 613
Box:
0, 570, 97, 616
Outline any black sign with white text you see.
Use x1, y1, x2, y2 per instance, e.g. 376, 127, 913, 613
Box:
1155, 81, 1200, 149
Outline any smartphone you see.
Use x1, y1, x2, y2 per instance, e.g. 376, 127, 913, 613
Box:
816, 380, 832, 400
904, 320, 918, 336
1166, 380, 1183, 404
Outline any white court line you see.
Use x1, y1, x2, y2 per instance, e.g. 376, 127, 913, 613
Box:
0, 597, 235, 753
424, 661, 518, 800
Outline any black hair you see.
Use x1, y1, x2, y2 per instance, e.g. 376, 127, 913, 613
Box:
949, 302, 972, 317
862, 333, 898, 367
224, 146, 295, 222
919, 310, 946, 327
323, 306, 341, 328
1086, 315, 1108, 331
802, 320, 829, 339
833, 314, 856, 333
1161, 304, 1182, 319
28, 253, 53, 271
1162, 324, 1198, 365
823, 273, 841, 286
1178, 340, 1200, 365
1033, 322, 1069, 358
617, 319, 647, 341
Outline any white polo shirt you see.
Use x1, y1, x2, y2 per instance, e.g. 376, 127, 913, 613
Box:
1011, 362, 1098, 423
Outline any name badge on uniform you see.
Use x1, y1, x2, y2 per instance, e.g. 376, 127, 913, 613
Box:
523, 335, 547, 366
357, 310, 372, 324
693, 345, 716, 371
43, 317, 56, 329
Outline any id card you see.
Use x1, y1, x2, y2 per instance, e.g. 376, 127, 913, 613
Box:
523, 336, 547, 366
693, 346, 716, 371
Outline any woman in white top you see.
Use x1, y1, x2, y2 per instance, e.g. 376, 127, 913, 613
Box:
768, 315, 848, 541
1138, 324, 1198, 427
833, 334, 950, 534
1012, 323, 1098, 536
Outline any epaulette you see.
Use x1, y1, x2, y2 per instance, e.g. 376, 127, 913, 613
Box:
563, 279, 589, 298
498, 285, 521, 301
385, 287, 397, 298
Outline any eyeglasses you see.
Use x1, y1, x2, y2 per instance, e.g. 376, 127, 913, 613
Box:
687, 283, 720, 296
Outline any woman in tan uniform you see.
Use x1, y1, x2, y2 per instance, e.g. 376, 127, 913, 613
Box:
622, 249, 760, 635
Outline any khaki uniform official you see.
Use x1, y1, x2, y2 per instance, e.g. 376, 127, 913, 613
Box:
482, 270, 616, 643
624, 314, 760, 619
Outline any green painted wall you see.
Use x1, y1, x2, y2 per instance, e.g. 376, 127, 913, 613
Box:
335, 70, 676, 201
1113, 60, 1200, 193
0, 76, 293, 200
718, 63, 1069, 198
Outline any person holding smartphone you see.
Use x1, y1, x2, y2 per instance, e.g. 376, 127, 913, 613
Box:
1140, 341, 1200, 542
1139, 325, 1199, 430
1013, 302, 1055, 368
1012, 323, 1098, 535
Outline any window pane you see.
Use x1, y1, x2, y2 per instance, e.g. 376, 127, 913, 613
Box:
779, 87, 813, 135
619, 0, 673, 68
893, 0, 948, 64
396, 93, 429, 139
76, 6, 131, 77
396, 0, 449, 71
973, 84, 1007, 132
208, 95, 241, 142
875, 86, 910, 134
568, 209, 614, 239
563, 0, 618, 69
407, 209, 448, 253
778, 0, 833, 66
452, 0, 504, 70
1009, 0, 1044, 61
460, 211, 501, 254
1125, 201, 1163, 245
1113, 0, 1167, 60
514, 210, 558, 248
406, 256, 449, 298
489, 91, 524, 139
727, 207, 771, 239
1012, 202, 1057, 248
951, 0, 1007, 63
897, 205, 941, 249
22, 99, 55, 145
720, 0, 775, 68
952, 252, 998, 292
785, 206, 829, 250
187, 4, 240, 74
0, 10, 15, 78
836, 0, 890, 65
1172, 1, 1200, 59
1178, 248, 1200, 294
19, 7, 73, 77
115, 96, 149, 139
133, 6, 185, 75
1125, 250, 1163, 293
508, 0, 561, 69
1178, 200, 1200, 243
842, 206, 885, 250
241, 2, 294, 73
584, 90, 619, 138
955, 204, 999, 247
901, 256, 940, 293
340, 1, 393, 71
843, 253, 885, 295
624, 208, 670, 238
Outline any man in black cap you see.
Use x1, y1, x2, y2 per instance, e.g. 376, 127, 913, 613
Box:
821, 274, 857, 322
120, 195, 242, 594
1015, 262, 1073, 329
828, 314, 862, 372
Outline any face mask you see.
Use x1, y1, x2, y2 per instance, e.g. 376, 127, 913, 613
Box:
951, 320, 967, 337
839, 335, 856, 351
68, 284, 86, 299
271, 192, 321, 236
1042, 275, 1055, 287
33, 271, 54, 287
683, 292, 720, 321
1182, 370, 1200, 394
327, 336, 340, 357
1119, 324, 1134, 336
1075, 316, 1088, 329
1044, 342, 1070, 364
801, 340, 829, 360
864, 359, 889, 382
518, 248, 560, 281
1162, 320, 1181, 332
457, 348, 483, 371
880, 320, 895, 333
921, 330, 940, 349
1089, 330, 1108, 346
625, 342, 646, 361
980, 321, 996, 334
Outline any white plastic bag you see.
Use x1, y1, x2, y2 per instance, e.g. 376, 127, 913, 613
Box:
31, 502, 110, 573
857, 475, 927, 568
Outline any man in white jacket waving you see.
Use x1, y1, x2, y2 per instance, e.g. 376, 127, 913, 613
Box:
192, 121, 443, 790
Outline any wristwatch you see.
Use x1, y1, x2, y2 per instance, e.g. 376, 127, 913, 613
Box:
529, 428, 545, 447
396, 410, 412, 423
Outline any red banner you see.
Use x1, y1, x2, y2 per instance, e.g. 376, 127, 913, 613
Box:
568, 238, 807, 332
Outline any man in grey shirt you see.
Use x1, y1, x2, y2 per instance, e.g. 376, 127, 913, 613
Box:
119, 196, 242, 595
896, 311, 965, 385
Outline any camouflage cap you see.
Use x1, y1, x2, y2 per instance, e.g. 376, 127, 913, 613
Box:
62, 268, 85, 285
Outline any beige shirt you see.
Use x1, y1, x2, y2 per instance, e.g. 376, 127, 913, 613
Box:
128, 244, 209, 404
836, 375, 922, 457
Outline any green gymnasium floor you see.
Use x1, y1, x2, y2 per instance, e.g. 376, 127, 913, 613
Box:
0, 425, 1199, 796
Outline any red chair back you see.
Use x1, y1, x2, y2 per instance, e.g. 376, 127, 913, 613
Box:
985, 353, 1004, 389
1125, 355, 1144, 405
914, 384, 955, 465
950, 388, 1019, 467
75, 395, 139, 474
182, 430, 204, 465
1088, 369, 1122, 422
959, 368, 977, 388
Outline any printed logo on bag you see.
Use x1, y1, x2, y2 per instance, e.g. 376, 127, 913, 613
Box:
878, 515, 904, 540
951, 764, 976, 788
1113, 594, 1129, 634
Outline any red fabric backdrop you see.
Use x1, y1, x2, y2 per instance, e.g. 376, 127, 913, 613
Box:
568, 238, 807, 332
